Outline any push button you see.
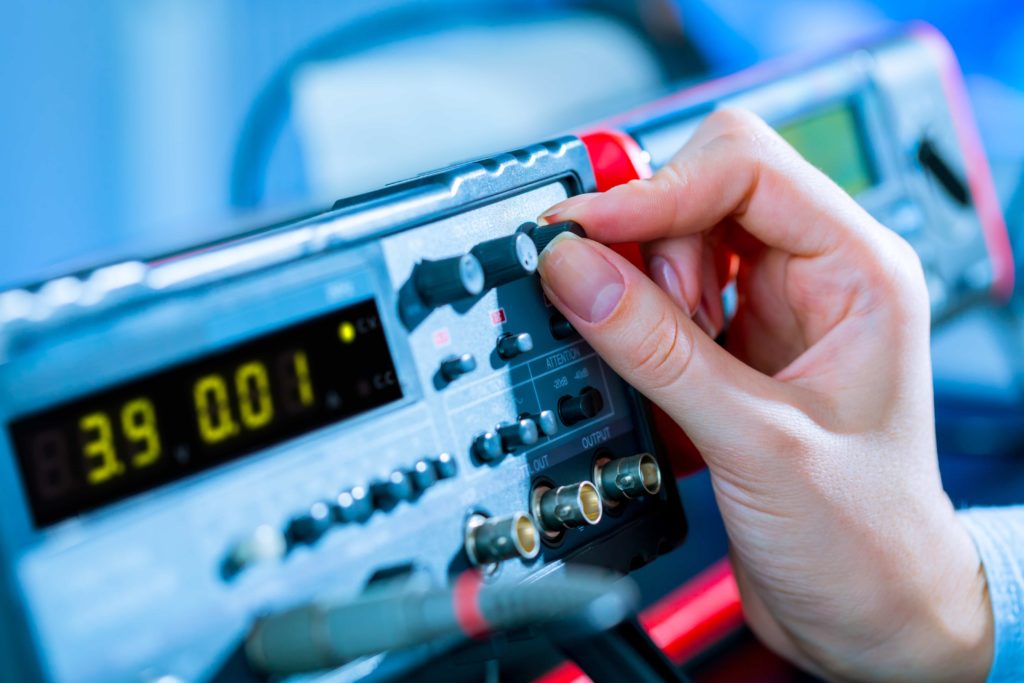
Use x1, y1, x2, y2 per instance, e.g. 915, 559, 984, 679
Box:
286, 502, 333, 546
497, 419, 539, 452
408, 458, 438, 492
432, 452, 458, 479
371, 471, 414, 510
558, 387, 605, 426
333, 486, 372, 523
439, 353, 477, 382
472, 431, 504, 462
522, 409, 558, 437
497, 332, 533, 360
549, 313, 576, 340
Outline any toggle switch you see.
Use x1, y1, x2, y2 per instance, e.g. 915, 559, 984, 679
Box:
412, 254, 485, 307
496, 332, 533, 360
558, 387, 604, 426
471, 232, 539, 289
439, 353, 476, 382
497, 419, 539, 452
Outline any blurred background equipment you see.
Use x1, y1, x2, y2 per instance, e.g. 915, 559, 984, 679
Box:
2, 1, 1024, 682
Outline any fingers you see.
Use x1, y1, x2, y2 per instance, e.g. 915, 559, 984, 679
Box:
541, 109, 884, 258
537, 232, 802, 451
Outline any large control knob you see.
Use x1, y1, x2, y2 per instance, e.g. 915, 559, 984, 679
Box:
527, 220, 586, 253
471, 232, 539, 289
413, 254, 485, 307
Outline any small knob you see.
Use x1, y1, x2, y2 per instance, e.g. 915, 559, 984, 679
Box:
549, 313, 576, 340
470, 232, 539, 289
558, 387, 605, 426
408, 458, 438, 493
496, 332, 533, 360
497, 419, 539, 452
528, 220, 586, 254
439, 353, 477, 382
472, 431, 504, 462
523, 410, 559, 437
371, 471, 414, 510
333, 486, 373, 524
413, 254, 485, 307
286, 502, 333, 546
432, 452, 458, 479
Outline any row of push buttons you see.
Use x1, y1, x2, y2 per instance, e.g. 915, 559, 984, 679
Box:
225, 453, 458, 577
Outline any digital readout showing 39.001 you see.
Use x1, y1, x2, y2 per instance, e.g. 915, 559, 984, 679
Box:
8, 298, 403, 527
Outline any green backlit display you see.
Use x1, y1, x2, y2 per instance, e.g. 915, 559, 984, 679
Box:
779, 103, 877, 197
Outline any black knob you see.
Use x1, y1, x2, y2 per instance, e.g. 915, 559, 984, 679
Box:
408, 458, 438, 493
522, 409, 559, 437
473, 431, 504, 462
496, 332, 533, 360
433, 452, 458, 479
413, 254, 485, 307
439, 353, 477, 382
286, 501, 333, 546
549, 313, 576, 340
333, 486, 373, 524
470, 232, 539, 289
558, 387, 605, 426
371, 470, 414, 510
528, 220, 587, 254
497, 419, 539, 452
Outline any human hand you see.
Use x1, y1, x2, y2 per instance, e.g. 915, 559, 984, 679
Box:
536, 110, 993, 682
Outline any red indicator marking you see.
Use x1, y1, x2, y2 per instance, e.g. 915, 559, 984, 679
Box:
490, 309, 507, 325
432, 328, 451, 348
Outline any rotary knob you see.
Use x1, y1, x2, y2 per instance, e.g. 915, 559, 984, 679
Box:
412, 254, 485, 307
527, 220, 586, 254
470, 232, 539, 289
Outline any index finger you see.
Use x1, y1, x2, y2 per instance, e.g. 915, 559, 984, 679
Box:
544, 109, 884, 257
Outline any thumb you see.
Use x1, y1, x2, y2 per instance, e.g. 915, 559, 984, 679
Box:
538, 232, 806, 457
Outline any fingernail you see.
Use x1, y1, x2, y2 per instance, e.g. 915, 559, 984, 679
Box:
693, 296, 716, 337
538, 193, 598, 224
649, 256, 691, 315
538, 233, 624, 323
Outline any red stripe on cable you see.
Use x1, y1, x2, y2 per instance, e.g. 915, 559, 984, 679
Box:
452, 569, 490, 638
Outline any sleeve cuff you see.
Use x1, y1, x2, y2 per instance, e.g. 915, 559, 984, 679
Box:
959, 506, 1024, 683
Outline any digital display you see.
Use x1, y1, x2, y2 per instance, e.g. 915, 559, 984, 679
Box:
8, 298, 402, 527
779, 103, 877, 196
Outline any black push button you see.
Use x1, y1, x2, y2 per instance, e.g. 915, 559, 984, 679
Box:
497, 332, 533, 360
286, 501, 333, 546
473, 431, 504, 462
433, 452, 458, 479
497, 419, 539, 452
333, 486, 373, 524
549, 313, 576, 340
408, 458, 437, 492
558, 387, 605, 426
371, 470, 414, 510
440, 353, 477, 382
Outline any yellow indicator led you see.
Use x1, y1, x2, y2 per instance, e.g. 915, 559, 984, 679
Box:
338, 321, 357, 344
